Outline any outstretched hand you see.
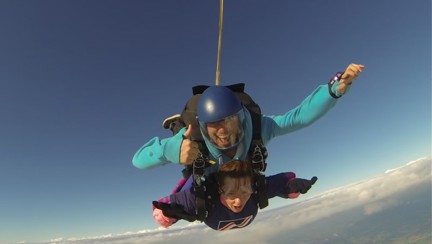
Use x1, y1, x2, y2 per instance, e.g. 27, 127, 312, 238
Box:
338, 63, 365, 94
180, 124, 200, 165
152, 201, 197, 222
286, 176, 318, 194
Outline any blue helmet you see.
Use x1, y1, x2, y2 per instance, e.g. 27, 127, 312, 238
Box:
197, 86, 245, 150
197, 86, 243, 123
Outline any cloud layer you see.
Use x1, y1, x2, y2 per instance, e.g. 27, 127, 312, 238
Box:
48, 157, 431, 244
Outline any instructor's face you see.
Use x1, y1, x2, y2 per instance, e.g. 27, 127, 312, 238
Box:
206, 115, 241, 148
220, 177, 253, 213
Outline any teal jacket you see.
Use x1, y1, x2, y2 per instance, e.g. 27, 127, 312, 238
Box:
133, 82, 348, 172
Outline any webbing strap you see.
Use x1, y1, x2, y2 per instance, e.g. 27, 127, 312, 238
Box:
251, 143, 267, 172
193, 152, 208, 221
251, 143, 268, 209
255, 173, 268, 209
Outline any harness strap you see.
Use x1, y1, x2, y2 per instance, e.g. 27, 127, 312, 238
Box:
250, 142, 267, 172
254, 173, 268, 209
249, 107, 269, 209
250, 143, 269, 209
193, 150, 209, 221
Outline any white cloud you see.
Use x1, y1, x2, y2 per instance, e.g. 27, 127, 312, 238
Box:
45, 157, 431, 244
363, 199, 399, 215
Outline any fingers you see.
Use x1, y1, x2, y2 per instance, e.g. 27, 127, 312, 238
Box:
180, 139, 200, 165
345, 63, 365, 75
334, 63, 364, 94
153, 201, 167, 209
152, 201, 159, 208
310, 176, 318, 185
180, 124, 199, 165
341, 63, 365, 83
300, 181, 310, 194
346, 64, 364, 77
347, 63, 365, 72
301, 177, 318, 193
182, 124, 192, 139
288, 177, 318, 194
182, 139, 199, 150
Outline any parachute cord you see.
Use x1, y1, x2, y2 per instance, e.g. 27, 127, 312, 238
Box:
215, 0, 224, 86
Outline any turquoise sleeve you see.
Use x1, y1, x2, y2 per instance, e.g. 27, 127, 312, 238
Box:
132, 127, 186, 170
261, 84, 338, 143
331, 80, 352, 97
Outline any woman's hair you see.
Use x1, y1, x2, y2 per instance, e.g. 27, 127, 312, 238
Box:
215, 160, 254, 188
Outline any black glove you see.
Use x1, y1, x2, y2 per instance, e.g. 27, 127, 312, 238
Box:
286, 176, 318, 194
152, 201, 197, 222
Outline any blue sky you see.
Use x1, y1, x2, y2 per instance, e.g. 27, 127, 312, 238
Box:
0, 0, 430, 243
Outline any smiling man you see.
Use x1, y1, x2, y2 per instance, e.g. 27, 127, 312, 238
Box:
133, 63, 365, 172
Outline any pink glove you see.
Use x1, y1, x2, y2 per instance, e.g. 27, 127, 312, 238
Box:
288, 192, 301, 199
153, 208, 176, 228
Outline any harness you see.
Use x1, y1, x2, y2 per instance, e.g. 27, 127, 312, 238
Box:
166, 83, 269, 222
191, 114, 268, 221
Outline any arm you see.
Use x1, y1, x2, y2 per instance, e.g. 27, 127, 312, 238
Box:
265, 173, 317, 199
261, 63, 365, 143
133, 125, 202, 169
152, 188, 198, 228
132, 128, 186, 170
262, 84, 337, 141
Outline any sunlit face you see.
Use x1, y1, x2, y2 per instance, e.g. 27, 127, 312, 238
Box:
220, 177, 253, 213
206, 115, 241, 149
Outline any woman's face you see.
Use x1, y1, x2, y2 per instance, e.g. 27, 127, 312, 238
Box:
206, 115, 241, 149
220, 177, 253, 213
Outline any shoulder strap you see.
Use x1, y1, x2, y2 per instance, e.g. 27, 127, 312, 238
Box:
248, 107, 268, 172
247, 108, 269, 209
192, 145, 218, 222
193, 152, 208, 221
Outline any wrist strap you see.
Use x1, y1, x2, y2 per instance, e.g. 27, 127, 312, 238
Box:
328, 72, 344, 99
